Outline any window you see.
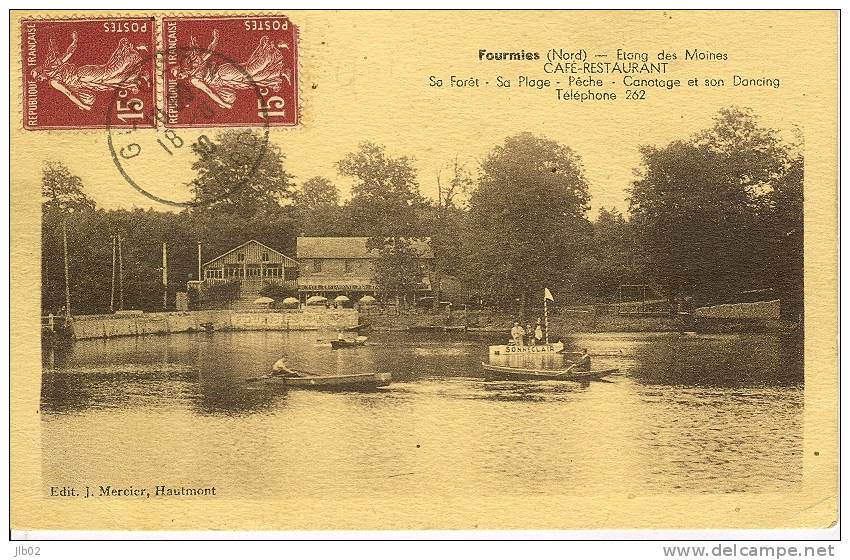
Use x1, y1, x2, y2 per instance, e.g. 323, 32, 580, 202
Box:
312, 259, 323, 273
237, 253, 245, 262
261, 252, 269, 262
345, 260, 354, 274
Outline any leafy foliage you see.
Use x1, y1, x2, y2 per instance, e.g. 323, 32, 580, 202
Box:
293, 176, 345, 236
189, 130, 294, 216
259, 281, 297, 301
462, 132, 592, 306
629, 106, 803, 309
204, 280, 241, 308
39, 108, 803, 319
371, 238, 425, 302
336, 141, 425, 238
41, 161, 95, 214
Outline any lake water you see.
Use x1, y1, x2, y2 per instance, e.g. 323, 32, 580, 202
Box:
41, 331, 803, 500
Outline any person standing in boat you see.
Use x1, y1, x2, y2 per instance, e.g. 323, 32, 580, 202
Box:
534, 319, 544, 345
524, 322, 533, 346
510, 321, 525, 346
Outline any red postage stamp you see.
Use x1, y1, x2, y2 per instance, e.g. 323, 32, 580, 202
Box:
21, 18, 156, 130
161, 15, 299, 127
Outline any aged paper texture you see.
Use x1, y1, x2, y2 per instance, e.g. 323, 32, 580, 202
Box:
10, 10, 838, 531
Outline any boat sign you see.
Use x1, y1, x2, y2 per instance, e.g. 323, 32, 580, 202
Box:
489, 342, 564, 356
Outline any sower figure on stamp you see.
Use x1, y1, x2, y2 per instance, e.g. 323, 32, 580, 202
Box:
31, 32, 149, 111
177, 29, 291, 110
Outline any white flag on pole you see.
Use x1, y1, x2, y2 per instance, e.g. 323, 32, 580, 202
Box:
544, 288, 554, 301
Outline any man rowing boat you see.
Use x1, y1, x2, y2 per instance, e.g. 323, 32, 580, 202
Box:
271, 357, 306, 377
565, 348, 592, 373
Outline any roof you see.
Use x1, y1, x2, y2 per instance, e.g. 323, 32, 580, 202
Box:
203, 239, 295, 267
296, 237, 434, 259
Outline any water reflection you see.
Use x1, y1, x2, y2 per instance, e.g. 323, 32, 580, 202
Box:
41, 330, 803, 496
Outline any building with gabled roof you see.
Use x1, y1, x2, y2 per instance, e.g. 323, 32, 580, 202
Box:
295, 237, 434, 304
199, 240, 298, 308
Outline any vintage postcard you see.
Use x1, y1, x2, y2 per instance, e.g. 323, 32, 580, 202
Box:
10, 10, 838, 535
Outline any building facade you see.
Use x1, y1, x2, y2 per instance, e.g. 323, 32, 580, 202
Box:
295, 237, 435, 304
200, 240, 298, 307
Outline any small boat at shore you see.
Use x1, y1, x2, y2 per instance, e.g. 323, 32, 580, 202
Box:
330, 335, 368, 349
481, 362, 618, 382
342, 323, 371, 332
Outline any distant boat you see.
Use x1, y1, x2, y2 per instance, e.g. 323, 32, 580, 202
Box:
330, 335, 368, 349
488, 341, 564, 357
481, 362, 618, 382
342, 322, 370, 332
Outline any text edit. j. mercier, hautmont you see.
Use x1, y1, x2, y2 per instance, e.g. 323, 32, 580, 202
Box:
92, 485, 217, 497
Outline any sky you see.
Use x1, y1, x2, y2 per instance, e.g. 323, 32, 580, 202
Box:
16, 11, 816, 218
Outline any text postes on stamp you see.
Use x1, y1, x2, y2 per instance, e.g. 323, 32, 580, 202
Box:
162, 16, 299, 128
22, 18, 156, 130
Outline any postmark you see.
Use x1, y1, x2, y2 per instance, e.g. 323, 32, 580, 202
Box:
161, 15, 299, 127
22, 17, 156, 130
105, 46, 271, 208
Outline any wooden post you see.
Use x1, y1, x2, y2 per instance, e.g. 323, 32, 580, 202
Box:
118, 235, 124, 310
162, 242, 168, 310
62, 220, 72, 324
197, 242, 202, 282
110, 235, 116, 312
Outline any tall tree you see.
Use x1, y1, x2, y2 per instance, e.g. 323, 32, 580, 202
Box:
41, 161, 95, 214
294, 176, 343, 236
41, 161, 97, 316
629, 106, 801, 306
463, 132, 591, 311
337, 142, 427, 305
189, 130, 294, 216
371, 238, 424, 311
429, 158, 473, 307
572, 208, 641, 300
336, 141, 424, 238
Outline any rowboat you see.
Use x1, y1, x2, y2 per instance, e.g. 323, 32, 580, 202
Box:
330, 335, 368, 349
488, 341, 564, 357
264, 358, 391, 390
276, 371, 392, 391
481, 362, 618, 382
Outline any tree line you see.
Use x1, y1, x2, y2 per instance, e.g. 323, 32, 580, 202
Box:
42, 107, 803, 320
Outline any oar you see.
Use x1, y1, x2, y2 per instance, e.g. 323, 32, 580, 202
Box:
560, 350, 623, 357
246, 366, 317, 382
549, 363, 580, 378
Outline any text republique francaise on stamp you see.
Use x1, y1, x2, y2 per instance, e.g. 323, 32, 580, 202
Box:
22, 15, 299, 130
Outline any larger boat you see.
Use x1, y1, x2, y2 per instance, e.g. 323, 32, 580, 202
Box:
488, 341, 564, 357
488, 288, 564, 356
481, 362, 618, 382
